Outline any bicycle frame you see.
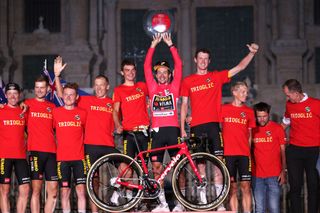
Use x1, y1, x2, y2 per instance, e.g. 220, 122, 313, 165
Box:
116, 141, 203, 190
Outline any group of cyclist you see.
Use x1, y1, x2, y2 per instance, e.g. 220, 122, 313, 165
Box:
1, 31, 317, 213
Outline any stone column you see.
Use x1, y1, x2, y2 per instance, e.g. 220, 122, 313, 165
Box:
105, 0, 117, 91
179, 0, 192, 76
0, 0, 9, 81
63, 0, 91, 87
271, 0, 307, 84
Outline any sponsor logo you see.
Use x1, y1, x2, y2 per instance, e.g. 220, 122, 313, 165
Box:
305, 106, 311, 112
75, 115, 80, 120
240, 112, 246, 118
206, 78, 211, 83
266, 131, 271, 136
158, 154, 181, 182
47, 107, 52, 112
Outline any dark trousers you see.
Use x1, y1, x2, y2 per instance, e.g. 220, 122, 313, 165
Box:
286, 144, 319, 213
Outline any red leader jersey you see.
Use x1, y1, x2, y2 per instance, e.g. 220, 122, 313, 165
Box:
144, 46, 182, 128
221, 104, 256, 156
0, 105, 26, 159
25, 98, 56, 153
252, 121, 286, 178
180, 71, 230, 127
284, 97, 320, 147
53, 107, 87, 161
112, 82, 149, 131
77, 96, 114, 147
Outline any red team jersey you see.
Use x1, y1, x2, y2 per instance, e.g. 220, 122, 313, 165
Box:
180, 71, 230, 126
221, 104, 256, 156
78, 96, 114, 147
53, 107, 87, 161
25, 98, 56, 153
0, 105, 26, 159
144, 47, 182, 128
284, 97, 320, 147
252, 121, 286, 177
113, 82, 149, 130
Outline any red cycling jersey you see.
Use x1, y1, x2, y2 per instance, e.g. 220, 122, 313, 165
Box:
53, 107, 87, 161
252, 121, 286, 177
78, 96, 114, 147
221, 103, 256, 156
112, 82, 149, 130
180, 71, 230, 126
25, 98, 56, 153
0, 105, 26, 159
144, 46, 182, 128
284, 97, 320, 147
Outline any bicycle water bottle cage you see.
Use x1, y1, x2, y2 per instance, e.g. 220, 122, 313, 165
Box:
186, 136, 205, 151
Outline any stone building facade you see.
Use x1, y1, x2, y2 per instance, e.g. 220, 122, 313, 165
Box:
0, 0, 319, 119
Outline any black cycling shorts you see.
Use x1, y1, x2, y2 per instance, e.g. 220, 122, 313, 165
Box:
85, 144, 120, 169
0, 158, 30, 185
225, 155, 251, 181
123, 131, 150, 159
190, 122, 223, 156
57, 160, 86, 188
150, 127, 181, 162
29, 151, 58, 181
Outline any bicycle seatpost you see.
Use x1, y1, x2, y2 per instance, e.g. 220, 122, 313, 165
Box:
127, 131, 142, 153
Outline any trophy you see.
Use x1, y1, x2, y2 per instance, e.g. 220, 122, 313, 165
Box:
144, 10, 174, 37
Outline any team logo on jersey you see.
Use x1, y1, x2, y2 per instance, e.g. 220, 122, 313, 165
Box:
240, 112, 246, 118
19, 113, 24, 119
206, 78, 211, 83
75, 115, 80, 120
136, 87, 142, 92
305, 106, 311, 112
106, 103, 112, 108
46, 107, 52, 112
266, 131, 271, 136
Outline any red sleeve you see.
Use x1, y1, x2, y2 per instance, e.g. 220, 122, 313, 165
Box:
216, 70, 231, 84
248, 109, 256, 128
170, 47, 182, 90
180, 78, 189, 97
277, 124, 286, 145
144, 47, 157, 92
112, 87, 121, 103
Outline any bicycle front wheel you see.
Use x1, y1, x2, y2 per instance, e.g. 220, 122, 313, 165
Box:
86, 153, 143, 212
172, 152, 230, 211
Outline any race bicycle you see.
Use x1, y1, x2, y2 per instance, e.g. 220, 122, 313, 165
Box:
86, 132, 230, 212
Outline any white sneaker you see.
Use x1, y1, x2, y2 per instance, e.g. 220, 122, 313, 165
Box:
172, 203, 186, 212
198, 186, 207, 204
217, 204, 226, 211
110, 190, 120, 205
151, 203, 170, 212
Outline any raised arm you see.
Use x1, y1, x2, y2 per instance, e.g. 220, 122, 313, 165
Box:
163, 33, 182, 86
228, 43, 259, 78
144, 33, 162, 88
54, 56, 67, 98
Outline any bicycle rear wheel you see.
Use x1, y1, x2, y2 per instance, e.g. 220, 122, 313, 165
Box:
86, 153, 143, 212
172, 152, 230, 211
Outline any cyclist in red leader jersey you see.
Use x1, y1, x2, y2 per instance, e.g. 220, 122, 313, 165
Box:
54, 57, 120, 213
144, 33, 183, 212
0, 83, 30, 213
53, 83, 87, 213
25, 75, 58, 213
